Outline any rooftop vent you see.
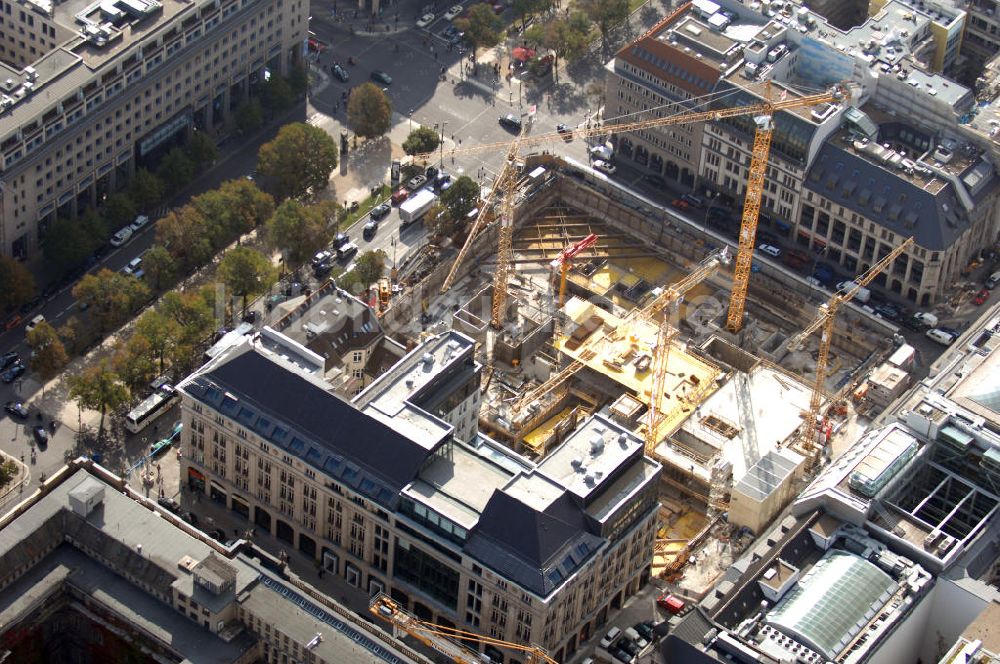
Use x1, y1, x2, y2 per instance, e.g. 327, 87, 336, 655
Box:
590, 433, 605, 455
618, 432, 629, 448
422, 352, 434, 367
583, 473, 596, 486
571, 457, 585, 470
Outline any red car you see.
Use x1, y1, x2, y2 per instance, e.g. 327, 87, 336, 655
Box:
307, 37, 327, 53
657, 593, 686, 614
974, 288, 990, 305
670, 198, 689, 211
391, 187, 409, 205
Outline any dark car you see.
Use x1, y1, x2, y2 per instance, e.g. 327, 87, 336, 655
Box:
0, 351, 19, 370
32, 425, 49, 446
556, 123, 572, 136
363, 220, 379, 240
4, 401, 29, 419
370, 70, 393, 85
332, 63, 349, 82
158, 496, 181, 514
425, 165, 439, 181
210, 528, 227, 542
618, 637, 639, 657
609, 645, 634, 663
499, 114, 522, 132
370, 202, 391, 221
633, 622, 654, 642
332, 233, 351, 249
1, 362, 25, 383
873, 303, 901, 321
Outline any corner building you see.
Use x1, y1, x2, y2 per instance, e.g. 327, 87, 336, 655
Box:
0, 0, 307, 258
178, 332, 661, 663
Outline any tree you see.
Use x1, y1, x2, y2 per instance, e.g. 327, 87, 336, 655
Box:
43, 216, 99, 272
352, 250, 386, 289
187, 131, 219, 168
142, 244, 177, 291
456, 4, 504, 49
128, 168, 165, 212
160, 290, 216, 369
235, 98, 264, 135
103, 193, 137, 230
347, 83, 392, 140
403, 126, 442, 156
260, 74, 295, 111
287, 63, 309, 97
26, 321, 68, 393
113, 334, 156, 395
156, 205, 215, 272
218, 247, 276, 315
513, 0, 551, 28
215, 179, 275, 235
68, 360, 129, 440
266, 199, 336, 266
135, 309, 180, 374
440, 175, 481, 219
158, 146, 197, 193
72, 268, 151, 333
578, 0, 628, 52
257, 122, 339, 200
0, 256, 35, 311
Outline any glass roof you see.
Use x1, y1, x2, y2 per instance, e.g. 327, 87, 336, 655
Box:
767, 550, 897, 659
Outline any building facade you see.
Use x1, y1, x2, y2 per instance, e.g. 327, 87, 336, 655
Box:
0, 0, 307, 258
177, 332, 661, 663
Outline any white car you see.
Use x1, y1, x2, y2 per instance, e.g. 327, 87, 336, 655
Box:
600, 626, 622, 649
593, 159, 616, 175
110, 226, 133, 247
757, 243, 781, 258
416, 12, 435, 27
129, 214, 150, 233
443, 4, 463, 20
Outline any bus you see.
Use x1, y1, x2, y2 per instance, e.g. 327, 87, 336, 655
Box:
125, 379, 181, 434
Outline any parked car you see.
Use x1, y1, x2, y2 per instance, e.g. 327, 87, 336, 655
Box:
926, 328, 957, 346
670, 198, 689, 211
4, 401, 29, 419
0, 351, 19, 370
25, 314, 45, 334
985, 271, 1000, 289
433, 173, 453, 191
407, 174, 428, 191
332, 233, 351, 249
593, 159, 616, 175
681, 193, 705, 208
416, 12, 435, 27
499, 113, 522, 132
633, 622, 654, 643
873, 303, 902, 321
391, 187, 410, 205
363, 220, 379, 240
623, 627, 648, 650
370, 202, 391, 220
332, 63, 349, 82
157, 496, 181, 513
657, 593, 686, 614
337, 242, 359, 261
3, 314, 22, 331
32, 425, 49, 446
757, 243, 781, 258
443, 4, 463, 20
1, 362, 25, 383
609, 645, 635, 664
312, 250, 333, 267
110, 226, 133, 247
600, 626, 622, 649
974, 288, 990, 305
129, 214, 150, 233
589, 144, 613, 161
370, 70, 393, 85
123, 257, 144, 279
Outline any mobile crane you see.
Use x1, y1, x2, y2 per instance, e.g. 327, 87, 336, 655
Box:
787, 237, 914, 467
370, 593, 558, 664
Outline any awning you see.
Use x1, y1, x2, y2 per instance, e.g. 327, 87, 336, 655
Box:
188, 467, 206, 481
512, 46, 536, 61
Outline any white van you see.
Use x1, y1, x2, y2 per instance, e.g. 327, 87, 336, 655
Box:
926, 328, 956, 346
590, 144, 613, 162
757, 244, 781, 258
110, 226, 133, 247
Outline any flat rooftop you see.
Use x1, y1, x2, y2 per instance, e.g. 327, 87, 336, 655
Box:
555, 297, 721, 443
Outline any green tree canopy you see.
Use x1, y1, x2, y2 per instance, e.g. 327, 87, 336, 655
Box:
455, 4, 504, 49
155, 205, 215, 272
235, 99, 264, 135
26, 320, 68, 393
43, 216, 99, 272
440, 175, 481, 220
0, 256, 35, 311
578, 0, 627, 52
141, 244, 177, 291
128, 168, 165, 212
257, 122, 339, 200
402, 126, 442, 156
72, 268, 150, 333
103, 193, 137, 230
513, 0, 551, 28
187, 131, 219, 168
218, 247, 276, 315
347, 83, 393, 140
352, 250, 386, 289
158, 146, 197, 194
68, 360, 129, 440
113, 334, 156, 395
266, 199, 337, 266
260, 74, 295, 111
135, 309, 181, 375
216, 179, 275, 233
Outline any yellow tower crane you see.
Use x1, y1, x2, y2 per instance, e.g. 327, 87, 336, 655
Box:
786, 237, 914, 466
370, 593, 558, 664
435, 85, 850, 336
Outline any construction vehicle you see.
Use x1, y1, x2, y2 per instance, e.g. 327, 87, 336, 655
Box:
786, 237, 914, 466
551, 233, 599, 307
370, 593, 558, 664
435, 83, 850, 338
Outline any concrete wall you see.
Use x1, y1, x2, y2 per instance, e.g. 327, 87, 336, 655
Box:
916, 578, 992, 663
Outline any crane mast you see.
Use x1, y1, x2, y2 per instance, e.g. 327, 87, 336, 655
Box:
788, 237, 913, 464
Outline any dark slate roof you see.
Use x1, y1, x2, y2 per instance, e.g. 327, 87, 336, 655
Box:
464, 490, 603, 597
660, 607, 721, 663
184, 347, 438, 506
805, 141, 965, 251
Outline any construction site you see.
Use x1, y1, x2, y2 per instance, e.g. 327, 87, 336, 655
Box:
372, 91, 910, 602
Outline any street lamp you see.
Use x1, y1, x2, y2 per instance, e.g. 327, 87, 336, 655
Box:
408, 109, 414, 132
434, 121, 448, 169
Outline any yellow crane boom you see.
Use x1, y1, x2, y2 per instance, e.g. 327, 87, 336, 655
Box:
370, 594, 557, 664
787, 237, 914, 462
